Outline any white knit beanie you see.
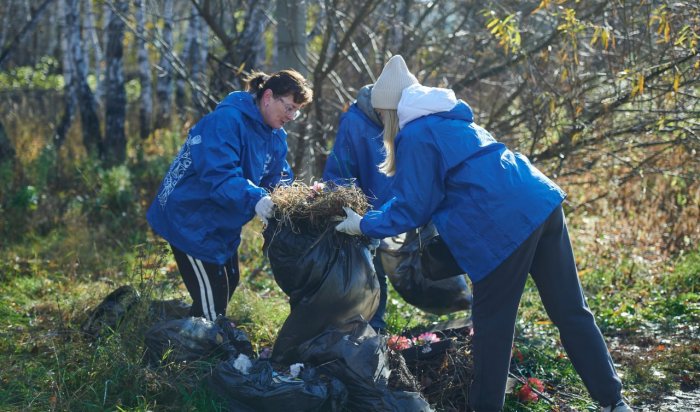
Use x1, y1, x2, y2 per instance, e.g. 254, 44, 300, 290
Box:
371, 55, 419, 110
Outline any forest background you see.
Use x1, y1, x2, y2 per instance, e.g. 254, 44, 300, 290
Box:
0, 0, 698, 411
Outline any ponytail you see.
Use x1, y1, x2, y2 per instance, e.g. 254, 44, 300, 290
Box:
245, 71, 270, 94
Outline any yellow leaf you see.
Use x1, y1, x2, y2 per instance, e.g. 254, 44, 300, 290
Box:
664, 22, 671, 42
632, 73, 645, 97
673, 73, 680, 92
531, 0, 550, 15
602, 29, 610, 50
591, 27, 600, 46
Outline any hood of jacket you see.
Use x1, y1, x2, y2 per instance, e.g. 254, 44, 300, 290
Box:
397, 84, 466, 129
215, 91, 280, 133
355, 84, 383, 127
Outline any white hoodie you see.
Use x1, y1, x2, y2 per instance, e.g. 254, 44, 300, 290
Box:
397, 84, 458, 129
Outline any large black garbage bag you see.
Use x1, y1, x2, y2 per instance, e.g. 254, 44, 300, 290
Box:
209, 358, 348, 412
297, 318, 432, 412
81, 285, 140, 338
144, 316, 246, 366
263, 219, 380, 363
148, 299, 191, 322
379, 223, 472, 315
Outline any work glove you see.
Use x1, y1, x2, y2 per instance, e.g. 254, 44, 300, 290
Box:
335, 206, 363, 236
255, 196, 274, 226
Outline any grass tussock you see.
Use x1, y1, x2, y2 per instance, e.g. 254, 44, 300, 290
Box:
270, 181, 369, 230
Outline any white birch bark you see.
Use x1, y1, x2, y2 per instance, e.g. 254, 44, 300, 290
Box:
135, 0, 152, 139
155, 0, 174, 128
103, 0, 127, 165
83, 0, 104, 107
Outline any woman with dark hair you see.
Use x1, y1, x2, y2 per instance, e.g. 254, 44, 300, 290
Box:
335, 56, 631, 412
147, 69, 312, 321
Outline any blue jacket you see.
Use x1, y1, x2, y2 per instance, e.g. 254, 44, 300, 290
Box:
323, 86, 392, 209
147, 91, 293, 264
360, 85, 565, 283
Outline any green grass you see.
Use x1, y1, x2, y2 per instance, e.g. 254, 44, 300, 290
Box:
2, 226, 699, 411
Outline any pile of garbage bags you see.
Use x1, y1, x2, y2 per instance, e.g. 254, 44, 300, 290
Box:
83, 215, 477, 411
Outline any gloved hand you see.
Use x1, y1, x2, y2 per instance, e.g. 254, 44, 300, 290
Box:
255, 196, 274, 226
335, 206, 363, 235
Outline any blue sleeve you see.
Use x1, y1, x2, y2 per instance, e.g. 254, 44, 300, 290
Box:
361, 133, 446, 237
189, 111, 266, 215
323, 113, 359, 185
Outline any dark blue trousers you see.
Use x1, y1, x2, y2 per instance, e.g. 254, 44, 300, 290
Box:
468, 205, 622, 411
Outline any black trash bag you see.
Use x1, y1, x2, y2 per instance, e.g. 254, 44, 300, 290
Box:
148, 299, 191, 322
81, 285, 140, 338
209, 358, 348, 412
263, 219, 380, 363
379, 224, 472, 315
297, 318, 432, 412
216, 316, 255, 358
420, 233, 463, 281
144, 316, 241, 366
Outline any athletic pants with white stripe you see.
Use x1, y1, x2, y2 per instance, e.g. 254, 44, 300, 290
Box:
171, 245, 240, 321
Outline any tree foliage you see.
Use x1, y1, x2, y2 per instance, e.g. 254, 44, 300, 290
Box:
0, 0, 697, 252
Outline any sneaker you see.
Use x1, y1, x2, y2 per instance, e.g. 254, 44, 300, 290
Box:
602, 399, 633, 412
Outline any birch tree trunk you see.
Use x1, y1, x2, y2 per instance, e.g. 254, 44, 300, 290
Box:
175, 5, 209, 117
83, 0, 104, 107
239, 0, 268, 73
276, 0, 306, 74
55, 0, 78, 149
175, 5, 196, 115
193, 14, 209, 117
67, 0, 102, 156
155, 0, 174, 129
135, 0, 152, 139
101, 2, 111, 105
103, 0, 127, 166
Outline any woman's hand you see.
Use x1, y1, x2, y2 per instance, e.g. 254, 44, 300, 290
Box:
255, 196, 274, 226
335, 206, 363, 235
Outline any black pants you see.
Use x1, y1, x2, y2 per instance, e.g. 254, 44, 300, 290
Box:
468, 205, 622, 411
171, 245, 240, 321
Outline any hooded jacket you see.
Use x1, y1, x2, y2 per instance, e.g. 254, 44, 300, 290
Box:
360, 84, 566, 283
323, 85, 392, 208
147, 91, 293, 264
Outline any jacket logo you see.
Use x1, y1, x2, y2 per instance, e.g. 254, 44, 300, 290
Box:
261, 153, 273, 179
157, 134, 201, 207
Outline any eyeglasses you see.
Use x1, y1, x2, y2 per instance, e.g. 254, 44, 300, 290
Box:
275, 96, 301, 120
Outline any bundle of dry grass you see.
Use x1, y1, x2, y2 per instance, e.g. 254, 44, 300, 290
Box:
270, 181, 370, 231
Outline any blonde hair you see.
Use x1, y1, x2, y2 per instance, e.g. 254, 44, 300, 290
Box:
378, 109, 400, 176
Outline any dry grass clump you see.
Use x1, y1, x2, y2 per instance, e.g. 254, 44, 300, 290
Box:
270, 181, 369, 230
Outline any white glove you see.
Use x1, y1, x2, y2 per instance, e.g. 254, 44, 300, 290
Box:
255, 196, 274, 226
335, 206, 363, 236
